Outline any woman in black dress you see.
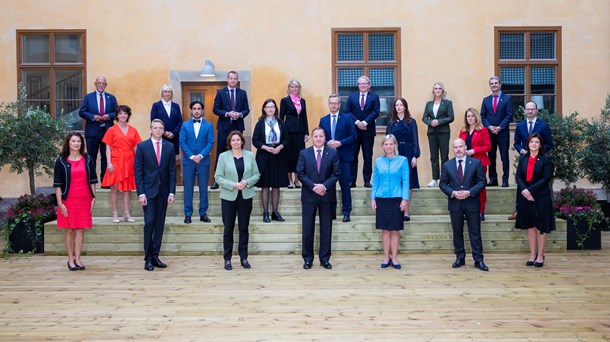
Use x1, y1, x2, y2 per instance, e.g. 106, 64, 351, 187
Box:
385, 97, 420, 221
515, 133, 555, 268
252, 99, 289, 222
279, 79, 308, 189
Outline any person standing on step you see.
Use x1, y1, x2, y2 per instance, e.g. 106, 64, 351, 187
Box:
422, 82, 454, 188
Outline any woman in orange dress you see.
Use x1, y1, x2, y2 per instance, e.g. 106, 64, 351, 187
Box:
102, 105, 141, 223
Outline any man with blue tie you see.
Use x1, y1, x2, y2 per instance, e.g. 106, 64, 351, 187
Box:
319, 94, 357, 222
79, 75, 118, 182
211, 71, 250, 189
180, 101, 215, 224
346, 76, 380, 188
480, 76, 513, 187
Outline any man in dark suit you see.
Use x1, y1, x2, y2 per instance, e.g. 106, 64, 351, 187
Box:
179, 101, 214, 224
150, 84, 183, 155
78, 75, 118, 182
135, 119, 176, 271
319, 94, 357, 222
346, 76, 380, 188
480, 76, 513, 187
439, 138, 489, 272
211, 70, 250, 189
296, 127, 341, 270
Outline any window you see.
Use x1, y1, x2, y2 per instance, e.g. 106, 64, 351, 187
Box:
17, 30, 86, 131
495, 27, 561, 115
332, 28, 401, 127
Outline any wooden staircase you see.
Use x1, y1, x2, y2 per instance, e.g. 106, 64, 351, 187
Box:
44, 186, 567, 255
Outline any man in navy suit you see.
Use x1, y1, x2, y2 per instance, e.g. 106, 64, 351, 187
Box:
150, 84, 183, 155
180, 101, 215, 224
78, 75, 118, 182
211, 71, 250, 189
135, 119, 176, 271
346, 76, 380, 188
319, 94, 357, 222
296, 127, 340, 270
480, 76, 513, 187
439, 138, 489, 272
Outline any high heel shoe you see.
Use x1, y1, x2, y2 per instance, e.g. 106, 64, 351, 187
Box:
123, 211, 135, 223
272, 211, 285, 222
263, 212, 271, 223
112, 211, 120, 224
74, 263, 86, 270
67, 262, 79, 271
534, 255, 545, 268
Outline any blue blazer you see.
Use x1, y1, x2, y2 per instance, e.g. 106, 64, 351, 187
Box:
370, 156, 410, 200
150, 101, 183, 154
513, 119, 553, 154
179, 118, 215, 165
134, 139, 176, 200
296, 147, 341, 204
212, 87, 250, 132
439, 157, 486, 212
78, 91, 118, 137
345, 92, 380, 137
318, 112, 357, 162
480, 93, 513, 132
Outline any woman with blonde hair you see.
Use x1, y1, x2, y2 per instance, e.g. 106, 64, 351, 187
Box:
422, 82, 454, 187
280, 78, 309, 188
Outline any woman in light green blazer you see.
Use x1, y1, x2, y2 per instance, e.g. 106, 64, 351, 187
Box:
214, 131, 260, 271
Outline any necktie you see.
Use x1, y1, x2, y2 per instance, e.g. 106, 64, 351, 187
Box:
331, 115, 337, 140
528, 121, 533, 135
360, 94, 365, 111
193, 119, 201, 123
492, 95, 498, 113
316, 149, 322, 172
99, 93, 105, 115
156, 141, 161, 166
230, 89, 235, 111
457, 160, 464, 182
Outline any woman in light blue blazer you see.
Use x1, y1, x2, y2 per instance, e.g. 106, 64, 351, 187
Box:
214, 131, 260, 271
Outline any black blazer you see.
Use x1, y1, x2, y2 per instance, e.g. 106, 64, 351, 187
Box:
212, 87, 250, 132
134, 139, 176, 200
150, 101, 183, 155
439, 156, 486, 212
515, 154, 554, 198
279, 96, 309, 134
296, 147, 340, 204
53, 154, 98, 200
252, 118, 289, 171
422, 99, 454, 134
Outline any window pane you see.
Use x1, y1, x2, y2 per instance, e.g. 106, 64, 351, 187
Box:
337, 68, 363, 96
55, 69, 82, 100
337, 33, 363, 62
55, 34, 83, 63
531, 95, 555, 113
499, 33, 524, 59
499, 67, 525, 93
510, 95, 525, 122
531, 33, 555, 59
369, 68, 395, 96
531, 67, 555, 94
190, 92, 204, 103
56, 100, 83, 131
22, 34, 50, 63
26, 100, 51, 112
369, 33, 395, 61
22, 69, 50, 100
375, 96, 393, 126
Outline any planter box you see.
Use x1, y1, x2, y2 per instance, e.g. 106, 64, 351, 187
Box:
7, 219, 44, 253
566, 219, 602, 250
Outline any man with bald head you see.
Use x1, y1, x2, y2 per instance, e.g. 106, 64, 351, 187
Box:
79, 75, 118, 182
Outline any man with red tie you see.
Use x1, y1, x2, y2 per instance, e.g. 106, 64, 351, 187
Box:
480, 76, 513, 187
79, 75, 118, 182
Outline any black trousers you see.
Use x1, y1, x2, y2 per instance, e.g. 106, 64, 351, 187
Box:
449, 207, 484, 262
350, 132, 374, 183
86, 128, 108, 181
142, 193, 169, 261
488, 131, 510, 184
301, 200, 333, 263
221, 192, 253, 261
427, 132, 450, 180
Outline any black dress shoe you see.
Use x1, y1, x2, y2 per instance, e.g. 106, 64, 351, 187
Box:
364, 182, 372, 188
502, 182, 509, 187
403, 215, 410, 222
534, 256, 545, 268
480, 213, 486, 221
303, 262, 312, 269
487, 181, 498, 186
349, 182, 356, 188
263, 212, 271, 223
474, 261, 489, 271
184, 216, 192, 224
526, 260, 535, 267
144, 260, 154, 271
271, 211, 285, 222
75, 263, 86, 271
210, 182, 219, 190
152, 257, 167, 268
331, 214, 337, 220
342, 215, 350, 222
380, 260, 391, 268
295, 184, 301, 188
200, 214, 211, 223
67, 262, 79, 271
224, 261, 232, 271
240, 259, 251, 269
452, 258, 465, 268
320, 261, 333, 269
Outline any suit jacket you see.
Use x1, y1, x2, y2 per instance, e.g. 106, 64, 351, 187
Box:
459, 128, 491, 167
513, 118, 553, 153
279, 96, 309, 134
318, 112, 357, 162
480, 93, 513, 131
134, 139, 176, 200
78, 91, 118, 137
296, 147, 341, 204
252, 118, 289, 169
150, 101, 183, 154
179, 118, 215, 165
422, 99, 455, 134
439, 156, 486, 212
345, 92, 380, 136
515, 154, 554, 198
212, 87, 250, 132
214, 150, 260, 201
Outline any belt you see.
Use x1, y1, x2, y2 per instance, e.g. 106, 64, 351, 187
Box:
266, 143, 279, 147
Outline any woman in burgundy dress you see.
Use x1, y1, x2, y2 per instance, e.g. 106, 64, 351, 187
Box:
53, 132, 98, 271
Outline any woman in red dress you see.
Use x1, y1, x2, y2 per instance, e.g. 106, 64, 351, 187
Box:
53, 132, 97, 271
458, 108, 491, 221
101, 105, 141, 223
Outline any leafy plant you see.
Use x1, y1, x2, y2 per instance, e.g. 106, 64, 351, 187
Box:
580, 94, 610, 192
2, 193, 57, 255
553, 186, 607, 249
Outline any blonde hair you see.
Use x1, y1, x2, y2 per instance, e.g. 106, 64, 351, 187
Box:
381, 134, 399, 156
286, 78, 302, 97
159, 84, 173, 99
431, 82, 447, 100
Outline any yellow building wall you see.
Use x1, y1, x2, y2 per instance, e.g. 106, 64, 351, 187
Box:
1, 0, 609, 196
